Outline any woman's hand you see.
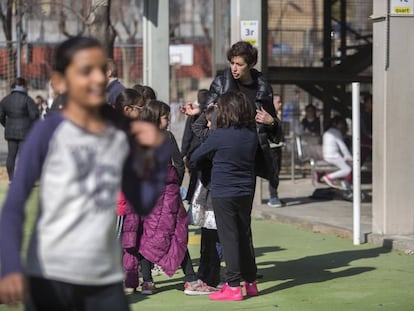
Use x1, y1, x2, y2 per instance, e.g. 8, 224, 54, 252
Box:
255, 107, 274, 125
130, 121, 165, 148
0, 273, 27, 306
181, 103, 201, 116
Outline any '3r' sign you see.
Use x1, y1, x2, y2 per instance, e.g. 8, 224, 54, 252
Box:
240, 20, 259, 47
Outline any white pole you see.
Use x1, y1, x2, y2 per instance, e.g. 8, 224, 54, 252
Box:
352, 82, 361, 245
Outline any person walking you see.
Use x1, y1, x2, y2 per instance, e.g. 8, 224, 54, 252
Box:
0, 36, 169, 310
0, 77, 39, 181
267, 94, 284, 207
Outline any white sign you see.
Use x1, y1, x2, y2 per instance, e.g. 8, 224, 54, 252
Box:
169, 44, 194, 66
391, 0, 414, 15
240, 20, 259, 47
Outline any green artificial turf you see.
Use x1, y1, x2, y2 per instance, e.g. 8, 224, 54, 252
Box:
0, 184, 413, 311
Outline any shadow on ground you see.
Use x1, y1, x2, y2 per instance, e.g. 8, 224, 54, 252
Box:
257, 246, 390, 295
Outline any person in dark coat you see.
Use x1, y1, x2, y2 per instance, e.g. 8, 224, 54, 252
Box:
301, 104, 321, 136
106, 58, 125, 106
0, 77, 39, 181
187, 41, 280, 191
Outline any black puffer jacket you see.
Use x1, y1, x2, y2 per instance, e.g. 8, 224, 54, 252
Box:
194, 68, 280, 188
0, 89, 39, 140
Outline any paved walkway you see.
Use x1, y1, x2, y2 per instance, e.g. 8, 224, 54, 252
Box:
253, 177, 414, 253
253, 177, 373, 240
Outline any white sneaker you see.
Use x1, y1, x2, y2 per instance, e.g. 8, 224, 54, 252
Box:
267, 197, 283, 208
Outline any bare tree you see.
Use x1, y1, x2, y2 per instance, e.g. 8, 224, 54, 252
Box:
111, 0, 142, 44
0, 0, 15, 78
198, 0, 212, 44
36, 0, 115, 56
89, 0, 115, 57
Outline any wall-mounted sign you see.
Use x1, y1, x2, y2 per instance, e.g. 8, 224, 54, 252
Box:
169, 44, 194, 66
391, 0, 414, 16
241, 20, 259, 47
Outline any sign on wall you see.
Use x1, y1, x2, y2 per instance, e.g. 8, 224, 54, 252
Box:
391, 0, 414, 15
169, 44, 194, 66
240, 20, 259, 47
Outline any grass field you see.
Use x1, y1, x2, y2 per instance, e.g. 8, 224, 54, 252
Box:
0, 184, 414, 311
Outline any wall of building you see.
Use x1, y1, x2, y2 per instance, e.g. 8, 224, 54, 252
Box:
372, 0, 414, 235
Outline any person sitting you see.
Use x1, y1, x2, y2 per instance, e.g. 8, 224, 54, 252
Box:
321, 116, 352, 190
301, 104, 321, 136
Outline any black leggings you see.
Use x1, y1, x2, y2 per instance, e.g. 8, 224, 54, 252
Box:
7, 139, 22, 181
140, 250, 197, 283
212, 195, 257, 287
197, 228, 221, 287
26, 277, 129, 311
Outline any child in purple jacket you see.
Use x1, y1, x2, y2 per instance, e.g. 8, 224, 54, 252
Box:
138, 100, 217, 296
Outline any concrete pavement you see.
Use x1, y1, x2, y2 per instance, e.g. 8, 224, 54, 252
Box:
253, 177, 414, 253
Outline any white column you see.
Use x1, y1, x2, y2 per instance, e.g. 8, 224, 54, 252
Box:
352, 82, 361, 245
372, 0, 414, 235
143, 0, 170, 103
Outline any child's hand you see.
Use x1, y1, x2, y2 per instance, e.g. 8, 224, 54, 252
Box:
0, 273, 27, 306
130, 121, 165, 148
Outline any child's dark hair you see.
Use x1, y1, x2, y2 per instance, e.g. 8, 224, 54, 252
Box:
197, 89, 209, 110
205, 105, 216, 121
140, 100, 170, 127
114, 88, 143, 111
54, 36, 102, 74
216, 91, 256, 129
227, 41, 258, 67
133, 85, 157, 101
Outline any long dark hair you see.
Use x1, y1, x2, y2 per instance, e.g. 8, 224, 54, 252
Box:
140, 100, 170, 127
114, 88, 143, 111
216, 91, 256, 129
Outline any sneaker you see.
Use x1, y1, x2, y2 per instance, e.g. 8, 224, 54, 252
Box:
341, 180, 352, 191
124, 287, 136, 295
141, 282, 157, 295
184, 280, 217, 295
209, 284, 243, 301
321, 175, 340, 189
243, 281, 258, 296
267, 197, 283, 208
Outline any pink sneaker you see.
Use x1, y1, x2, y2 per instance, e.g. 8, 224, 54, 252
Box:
243, 281, 258, 296
209, 284, 243, 301
321, 175, 340, 189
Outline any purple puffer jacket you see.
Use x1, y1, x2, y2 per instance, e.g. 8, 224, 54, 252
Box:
121, 191, 143, 250
139, 164, 189, 277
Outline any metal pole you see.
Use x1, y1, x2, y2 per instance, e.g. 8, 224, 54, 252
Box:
291, 134, 295, 181
352, 82, 361, 245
